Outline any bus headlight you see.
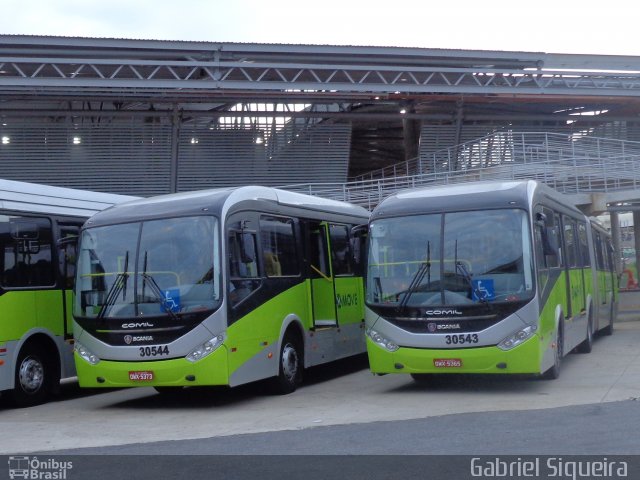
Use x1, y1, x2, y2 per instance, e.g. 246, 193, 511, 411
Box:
75, 342, 100, 365
186, 334, 225, 363
366, 328, 399, 352
497, 325, 537, 351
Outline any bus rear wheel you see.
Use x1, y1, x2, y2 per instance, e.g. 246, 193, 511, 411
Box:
602, 303, 614, 336
10, 343, 55, 407
543, 326, 563, 380
576, 314, 593, 354
272, 333, 303, 394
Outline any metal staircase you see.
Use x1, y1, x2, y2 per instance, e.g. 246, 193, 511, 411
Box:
283, 131, 640, 210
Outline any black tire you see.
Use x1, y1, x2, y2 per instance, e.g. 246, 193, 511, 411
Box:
272, 333, 303, 394
576, 314, 593, 354
542, 325, 563, 380
154, 386, 184, 396
410, 373, 433, 384
9, 343, 56, 407
602, 303, 614, 336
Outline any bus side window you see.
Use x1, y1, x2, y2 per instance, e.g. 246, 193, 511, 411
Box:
58, 225, 81, 289
562, 216, 578, 268
227, 225, 260, 306
260, 216, 299, 277
350, 224, 368, 275
577, 222, 590, 268
329, 224, 353, 276
535, 209, 560, 268
1, 216, 55, 288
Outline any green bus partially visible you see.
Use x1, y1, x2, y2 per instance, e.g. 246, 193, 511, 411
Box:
0, 179, 135, 407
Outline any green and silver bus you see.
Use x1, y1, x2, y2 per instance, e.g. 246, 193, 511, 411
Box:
365, 180, 617, 380
0, 179, 136, 407
72, 186, 369, 393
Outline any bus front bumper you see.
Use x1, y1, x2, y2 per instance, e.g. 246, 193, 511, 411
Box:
366, 335, 541, 375
74, 346, 229, 388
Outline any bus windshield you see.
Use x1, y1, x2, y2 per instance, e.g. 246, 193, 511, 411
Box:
74, 216, 221, 319
367, 209, 534, 307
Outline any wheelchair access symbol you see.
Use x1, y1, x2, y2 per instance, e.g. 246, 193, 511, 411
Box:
472, 279, 495, 301
161, 289, 181, 313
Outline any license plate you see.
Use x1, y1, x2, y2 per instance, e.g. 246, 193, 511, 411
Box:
433, 358, 463, 368
129, 371, 154, 381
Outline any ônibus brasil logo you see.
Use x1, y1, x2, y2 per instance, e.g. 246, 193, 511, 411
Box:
8, 456, 73, 479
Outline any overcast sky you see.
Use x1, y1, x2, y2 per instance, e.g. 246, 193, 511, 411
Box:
1, 0, 638, 56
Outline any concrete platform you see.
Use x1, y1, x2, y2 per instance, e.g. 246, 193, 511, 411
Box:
1, 302, 639, 454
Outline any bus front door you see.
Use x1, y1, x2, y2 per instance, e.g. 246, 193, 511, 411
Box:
309, 223, 337, 328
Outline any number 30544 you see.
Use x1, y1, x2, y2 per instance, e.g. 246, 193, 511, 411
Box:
139, 345, 170, 357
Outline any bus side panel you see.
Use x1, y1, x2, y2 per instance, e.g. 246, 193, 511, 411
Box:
0, 291, 37, 341
35, 290, 66, 336
334, 276, 364, 326
564, 268, 589, 352
226, 283, 310, 385
537, 272, 567, 374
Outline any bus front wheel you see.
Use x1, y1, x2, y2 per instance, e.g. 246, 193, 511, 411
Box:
10, 343, 55, 407
543, 326, 563, 380
272, 333, 303, 394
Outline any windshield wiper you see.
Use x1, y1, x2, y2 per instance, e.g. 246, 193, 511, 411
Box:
398, 241, 431, 311
140, 272, 179, 321
455, 261, 492, 310
373, 276, 383, 303
96, 251, 129, 320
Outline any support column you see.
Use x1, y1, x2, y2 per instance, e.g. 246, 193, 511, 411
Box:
170, 105, 181, 193
402, 101, 420, 163
452, 99, 464, 171
633, 211, 640, 278
610, 211, 622, 275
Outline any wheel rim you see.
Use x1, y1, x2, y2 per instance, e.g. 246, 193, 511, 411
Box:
18, 355, 44, 394
281, 343, 299, 383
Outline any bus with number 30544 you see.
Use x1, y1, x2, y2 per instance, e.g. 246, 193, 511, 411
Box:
364, 180, 617, 381
72, 186, 369, 394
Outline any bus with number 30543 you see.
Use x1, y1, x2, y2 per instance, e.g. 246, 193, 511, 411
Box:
364, 180, 617, 381
72, 186, 369, 394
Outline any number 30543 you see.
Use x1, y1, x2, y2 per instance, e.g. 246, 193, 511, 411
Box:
445, 334, 479, 345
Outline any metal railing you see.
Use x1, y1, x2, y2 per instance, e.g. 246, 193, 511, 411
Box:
282, 132, 640, 209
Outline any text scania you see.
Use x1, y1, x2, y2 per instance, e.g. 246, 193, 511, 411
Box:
470, 457, 628, 479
